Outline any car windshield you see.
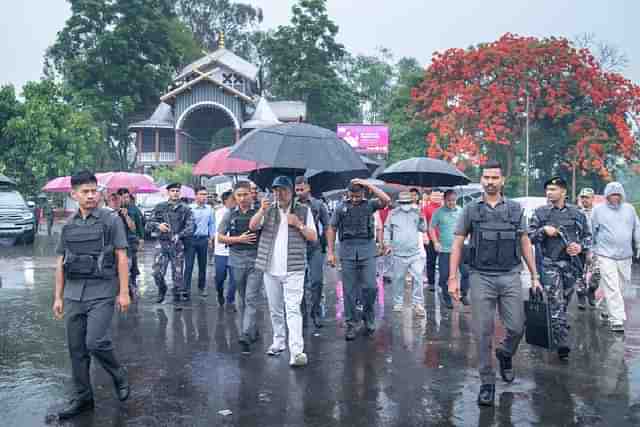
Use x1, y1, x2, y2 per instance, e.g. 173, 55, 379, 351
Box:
138, 194, 165, 209
0, 191, 27, 208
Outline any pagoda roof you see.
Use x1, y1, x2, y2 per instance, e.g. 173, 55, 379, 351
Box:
175, 48, 258, 83
242, 97, 281, 129
128, 102, 174, 130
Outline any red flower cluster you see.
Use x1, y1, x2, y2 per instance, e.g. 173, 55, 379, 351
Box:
412, 33, 640, 174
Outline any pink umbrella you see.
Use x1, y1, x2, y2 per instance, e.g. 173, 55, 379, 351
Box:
161, 184, 195, 199
42, 172, 159, 193
193, 146, 263, 176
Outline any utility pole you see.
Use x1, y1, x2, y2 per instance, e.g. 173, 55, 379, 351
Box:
525, 93, 530, 197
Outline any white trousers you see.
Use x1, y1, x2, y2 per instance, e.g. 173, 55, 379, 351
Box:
263, 271, 305, 358
598, 256, 632, 323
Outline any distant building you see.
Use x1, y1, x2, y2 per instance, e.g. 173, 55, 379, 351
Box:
129, 35, 306, 171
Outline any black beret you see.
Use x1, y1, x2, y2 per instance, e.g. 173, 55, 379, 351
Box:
544, 176, 567, 189
166, 182, 182, 190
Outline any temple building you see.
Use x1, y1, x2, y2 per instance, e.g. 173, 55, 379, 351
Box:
129, 35, 305, 171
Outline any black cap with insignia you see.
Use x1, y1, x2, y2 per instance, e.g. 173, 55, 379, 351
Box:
543, 176, 567, 189
166, 182, 182, 190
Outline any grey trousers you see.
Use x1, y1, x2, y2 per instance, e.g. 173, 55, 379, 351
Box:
231, 265, 261, 342
341, 256, 377, 327
64, 297, 125, 400
302, 247, 325, 321
469, 270, 524, 385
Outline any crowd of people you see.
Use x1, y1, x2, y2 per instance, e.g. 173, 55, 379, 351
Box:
50, 163, 640, 418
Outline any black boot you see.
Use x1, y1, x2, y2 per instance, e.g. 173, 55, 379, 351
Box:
495, 348, 515, 383
156, 285, 167, 304
58, 398, 95, 419
477, 384, 495, 406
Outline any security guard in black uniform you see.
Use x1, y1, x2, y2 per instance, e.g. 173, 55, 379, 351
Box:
529, 176, 591, 361
448, 160, 540, 406
52, 171, 130, 419
327, 179, 390, 341
145, 183, 195, 303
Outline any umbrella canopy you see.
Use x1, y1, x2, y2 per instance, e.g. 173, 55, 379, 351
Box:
322, 179, 407, 201
376, 157, 470, 187
42, 172, 159, 193
160, 184, 195, 199
229, 123, 367, 173
193, 146, 264, 176
304, 168, 371, 198
0, 174, 16, 188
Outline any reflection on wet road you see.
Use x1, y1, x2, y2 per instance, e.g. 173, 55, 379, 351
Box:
2, 235, 640, 426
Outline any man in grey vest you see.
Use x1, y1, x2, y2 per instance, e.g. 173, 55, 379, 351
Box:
295, 176, 330, 329
52, 171, 131, 419
250, 176, 317, 367
448, 160, 540, 407
327, 179, 390, 341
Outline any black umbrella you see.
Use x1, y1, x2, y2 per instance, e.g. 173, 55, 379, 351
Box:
360, 155, 382, 175
229, 123, 367, 173
376, 157, 470, 187
0, 174, 16, 188
322, 179, 407, 201
303, 168, 370, 198
248, 168, 302, 191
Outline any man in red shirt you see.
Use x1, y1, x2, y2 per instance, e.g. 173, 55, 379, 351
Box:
422, 188, 442, 290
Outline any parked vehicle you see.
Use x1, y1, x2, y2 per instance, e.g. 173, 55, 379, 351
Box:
0, 190, 37, 244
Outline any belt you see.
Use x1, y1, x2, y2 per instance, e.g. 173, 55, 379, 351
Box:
193, 235, 209, 239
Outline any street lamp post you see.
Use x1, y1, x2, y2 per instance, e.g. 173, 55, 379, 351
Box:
525, 93, 530, 197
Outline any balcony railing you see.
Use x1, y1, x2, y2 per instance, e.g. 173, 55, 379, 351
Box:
138, 152, 176, 163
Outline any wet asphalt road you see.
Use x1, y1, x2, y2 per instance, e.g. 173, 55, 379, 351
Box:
2, 231, 640, 426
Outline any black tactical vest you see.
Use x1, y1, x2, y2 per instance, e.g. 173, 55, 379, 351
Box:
338, 201, 374, 241
535, 205, 581, 261
153, 202, 190, 241
228, 207, 259, 251
62, 209, 116, 280
469, 199, 523, 272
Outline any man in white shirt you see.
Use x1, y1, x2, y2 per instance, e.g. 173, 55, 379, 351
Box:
250, 176, 317, 367
214, 190, 236, 307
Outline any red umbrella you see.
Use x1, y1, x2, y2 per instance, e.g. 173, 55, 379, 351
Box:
193, 146, 263, 176
42, 172, 159, 193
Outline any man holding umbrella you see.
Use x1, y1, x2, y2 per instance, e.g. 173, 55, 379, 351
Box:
250, 176, 317, 367
327, 179, 390, 341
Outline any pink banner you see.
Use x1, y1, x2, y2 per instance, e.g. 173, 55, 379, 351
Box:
337, 124, 389, 154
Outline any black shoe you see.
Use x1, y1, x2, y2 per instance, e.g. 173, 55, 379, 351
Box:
577, 294, 586, 311
496, 349, 515, 383
217, 290, 225, 306
461, 295, 471, 306
58, 398, 95, 419
587, 289, 597, 307
440, 294, 454, 310
363, 326, 376, 336
558, 346, 570, 361
182, 293, 191, 302
345, 325, 357, 341
477, 384, 495, 406
114, 370, 130, 401
156, 287, 167, 304
239, 340, 251, 354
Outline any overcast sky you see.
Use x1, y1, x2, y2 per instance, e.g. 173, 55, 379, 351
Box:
1, 0, 637, 93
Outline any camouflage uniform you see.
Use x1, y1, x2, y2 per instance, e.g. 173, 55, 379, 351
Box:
529, 204, 591, 348
579, 206, 600, 305
145, 201, 194, 299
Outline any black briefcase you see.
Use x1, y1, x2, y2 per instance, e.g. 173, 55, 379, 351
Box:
524, 288, 555, 350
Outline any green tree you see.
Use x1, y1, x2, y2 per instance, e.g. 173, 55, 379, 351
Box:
347, 48, 396, 123
46, 0, 202, 170
1, 80, 101, 196
386, 57, 430, 163
260, 0, 359, 130
152, 163, 194, 186
176, 0, 263, 57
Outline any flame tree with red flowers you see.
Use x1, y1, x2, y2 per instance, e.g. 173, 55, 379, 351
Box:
411, 33, 640, 197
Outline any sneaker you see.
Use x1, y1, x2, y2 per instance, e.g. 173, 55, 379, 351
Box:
216, 290, 225, 306
577, 294, 586, 311
587, 289, 597, 307
413, 304, 426, 318
290, 353, 308, 367
557, 346, 570, 361
610, 322, 624, 333
600, 312, 610, 321
266, 345, 286, 356
495, 348, 515, 383
461, 295, 471, 306
199, 288, 208, 297
393, 303, 404, 313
